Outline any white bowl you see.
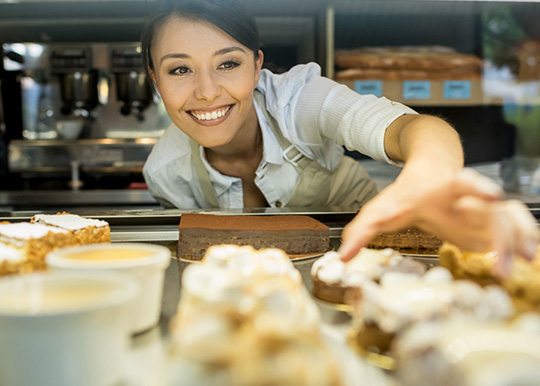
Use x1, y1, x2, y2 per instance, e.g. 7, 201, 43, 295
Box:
47, 242, 171, 334
0, 271, 138, 386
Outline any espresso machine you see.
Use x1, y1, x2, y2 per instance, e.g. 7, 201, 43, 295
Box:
1, 42, 171, 193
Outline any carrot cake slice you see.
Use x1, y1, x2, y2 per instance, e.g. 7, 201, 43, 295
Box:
0, 222, 79, 270
31, 213, 110, 244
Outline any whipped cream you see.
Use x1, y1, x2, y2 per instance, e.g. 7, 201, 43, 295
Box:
312, 248, 424, 287
358, 267, 514, 334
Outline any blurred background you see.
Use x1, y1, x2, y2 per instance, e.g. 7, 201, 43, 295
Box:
1, 0, 539, 210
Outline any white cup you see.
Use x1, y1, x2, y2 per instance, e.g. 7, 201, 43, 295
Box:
47, 242, 171, 334
0, 271, 138, 386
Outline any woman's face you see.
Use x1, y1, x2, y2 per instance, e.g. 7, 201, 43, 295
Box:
150, 16, 264, 149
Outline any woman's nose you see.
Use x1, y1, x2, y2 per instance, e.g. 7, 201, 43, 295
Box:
193, 69, 221, 102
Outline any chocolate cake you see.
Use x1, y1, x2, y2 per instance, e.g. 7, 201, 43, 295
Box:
177, 214, 330, 260
367, 228, 442, 255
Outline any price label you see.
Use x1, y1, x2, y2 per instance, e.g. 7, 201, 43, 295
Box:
354, 80, 383, 97
443, 80, 471, 99
403, 81, 431, 99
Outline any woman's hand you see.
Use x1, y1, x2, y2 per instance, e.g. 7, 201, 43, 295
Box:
338, 168, 539, 276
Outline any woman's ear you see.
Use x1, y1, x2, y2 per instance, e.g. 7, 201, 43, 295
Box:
254, 49, 264, 84
148, 67, 159, 90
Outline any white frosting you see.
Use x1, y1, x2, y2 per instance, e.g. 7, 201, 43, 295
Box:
312, 248, 420, 288
179, 245, 318, 328
359, 267, 514, 334
0, 223, 69, 245
0, 243, 24, 262
33, 214, 108, 230
394, 315, 540, 386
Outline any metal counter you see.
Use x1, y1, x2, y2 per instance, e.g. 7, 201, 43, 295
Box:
0, 189, 160, 211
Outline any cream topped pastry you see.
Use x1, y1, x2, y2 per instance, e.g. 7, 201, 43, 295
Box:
0, 222, 78, 272
0, 223, 70, 247
311, 248, 426, 304
178, 245, 317, 328
357, 267, 514, 335
169, 244, 341, 385
31, 213, 110, 244
394, 313, 540, 386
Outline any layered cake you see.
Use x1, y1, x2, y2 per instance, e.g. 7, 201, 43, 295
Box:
311, 248, 426, 305
347, 266, 515, 368
31, 212, 110, 244
177, 214, 330, 260
367, 227, 442, 255
439, 242, 540, 313
0, 222, 79, 273
394, 313, 540, 386
169, 244, 342, 385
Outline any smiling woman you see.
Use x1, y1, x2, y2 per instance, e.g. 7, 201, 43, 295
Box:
139, 0, 539, 266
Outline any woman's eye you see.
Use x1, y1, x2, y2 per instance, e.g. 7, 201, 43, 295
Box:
170, 66, 191, 75
219, 61, 240, 70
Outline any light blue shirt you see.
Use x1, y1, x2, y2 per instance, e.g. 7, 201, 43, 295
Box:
143, 63, 417, 209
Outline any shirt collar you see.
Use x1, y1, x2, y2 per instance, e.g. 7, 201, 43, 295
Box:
254, 97, 284, 166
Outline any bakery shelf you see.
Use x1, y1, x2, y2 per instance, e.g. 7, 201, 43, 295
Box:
338, 79, 496, 106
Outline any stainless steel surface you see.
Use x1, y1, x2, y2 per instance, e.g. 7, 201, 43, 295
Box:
8, 138, 157, 173
0, 189, 158, 210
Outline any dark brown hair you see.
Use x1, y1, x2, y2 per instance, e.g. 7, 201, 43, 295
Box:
141, 0, 261, 81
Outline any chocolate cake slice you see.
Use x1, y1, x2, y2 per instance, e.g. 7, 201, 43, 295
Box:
367, 228, 442, 255
177, 214, 330, 260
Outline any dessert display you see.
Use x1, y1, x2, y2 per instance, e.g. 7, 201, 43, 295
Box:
439, 242, 540, 313
0, 213, 111, 276
31, 212, 110, 244
334, 45, 483, 81
367, 227, 442, 255
394, 313, 540, 386
177, 214, 330, 260
169, 244, 342, 385
0, 222, 79, 274
311, 248, 426, 305
346, 266, 515, 369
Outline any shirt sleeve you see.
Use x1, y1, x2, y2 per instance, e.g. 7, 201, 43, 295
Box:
293, 64, 418, 166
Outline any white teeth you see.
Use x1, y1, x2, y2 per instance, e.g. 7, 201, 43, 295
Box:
191, 106, 230, 121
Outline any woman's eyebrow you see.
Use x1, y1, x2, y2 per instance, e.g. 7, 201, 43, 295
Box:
214, 46, 246, 56
159, 53, 190, 64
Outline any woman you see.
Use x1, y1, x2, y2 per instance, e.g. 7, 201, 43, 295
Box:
141, 0, 538, 272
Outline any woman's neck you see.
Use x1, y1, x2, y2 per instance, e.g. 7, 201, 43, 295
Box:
204, 106, 263, 176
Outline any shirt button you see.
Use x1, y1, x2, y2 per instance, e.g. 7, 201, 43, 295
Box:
275, 201, 283, 208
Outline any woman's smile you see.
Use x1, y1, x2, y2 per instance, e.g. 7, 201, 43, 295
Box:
188, 104, 233, 125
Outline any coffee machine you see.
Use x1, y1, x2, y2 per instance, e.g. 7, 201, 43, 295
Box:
1, 42, 171, 191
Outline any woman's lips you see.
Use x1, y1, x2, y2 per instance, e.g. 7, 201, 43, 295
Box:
189, 105, 232, 123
